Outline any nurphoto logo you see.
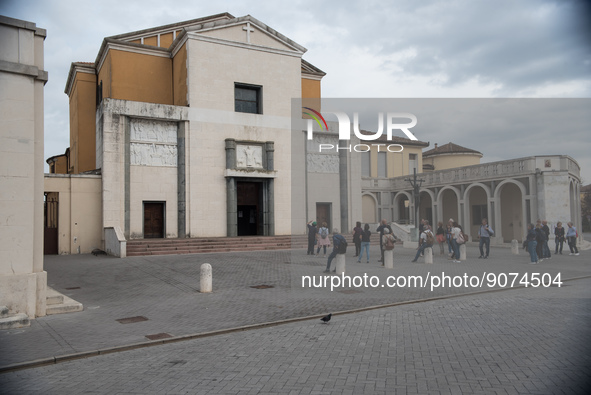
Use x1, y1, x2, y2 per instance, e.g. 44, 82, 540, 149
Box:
303, 107, 418, 152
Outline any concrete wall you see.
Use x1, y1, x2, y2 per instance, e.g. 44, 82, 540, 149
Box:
184, 29, 302, 237
0, 16, 48, 317
44, 174, 103, 254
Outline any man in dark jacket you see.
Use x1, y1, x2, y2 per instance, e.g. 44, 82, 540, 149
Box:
541, 220, 551, 259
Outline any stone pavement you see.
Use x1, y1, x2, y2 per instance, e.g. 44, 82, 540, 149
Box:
0, 243, 590, 369
1, 275, 590, 394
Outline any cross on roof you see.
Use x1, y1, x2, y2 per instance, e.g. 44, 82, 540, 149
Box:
242, 22, 254, 43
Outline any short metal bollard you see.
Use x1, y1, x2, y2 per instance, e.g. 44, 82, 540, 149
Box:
384, 249, 394, 268
459, 244, 467, 261
424, 247, 433, 264
200, 263, 212, 293
335, 254, 346, 274
511, 239, 520, 255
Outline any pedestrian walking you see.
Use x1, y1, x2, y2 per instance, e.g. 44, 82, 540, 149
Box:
566, 221, 579, 255
526, 224, 539, 264
541, 220, 551, 259
376, 219, 394, 263
554, 222, 565, 255
535, 222, 545, 262
436, 221, 446, 255
449, 221, 462, 263
357, 224, 371, 263
306, 220, 317, 255
477, 218, 494, 259
352, 221, 363, 257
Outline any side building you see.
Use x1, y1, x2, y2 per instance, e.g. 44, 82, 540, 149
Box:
0, 16, 48, 320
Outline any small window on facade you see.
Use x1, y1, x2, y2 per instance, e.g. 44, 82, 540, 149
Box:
361, 152, 370, 177
408, 153, 417, 175
378, 152, 387, 178
235, 83, 262, 114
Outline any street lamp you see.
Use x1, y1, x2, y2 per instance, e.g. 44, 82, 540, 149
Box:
404, 168, 425, 230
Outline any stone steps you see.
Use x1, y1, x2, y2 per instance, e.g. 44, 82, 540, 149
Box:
46, 288, 83, 316
0, 306, 30, 330
126, 234, 385, 257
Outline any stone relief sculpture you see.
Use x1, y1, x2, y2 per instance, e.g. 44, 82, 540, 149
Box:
129, 119, 178, 167
307, 153, 339, 173
236, 145, 263, 168
130, 119, 177, 143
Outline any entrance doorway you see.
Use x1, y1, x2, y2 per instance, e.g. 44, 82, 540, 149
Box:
144, 202, 165, 238
44, 192, 59, 255
316, 203, 332, 230
237, 182, 261, 236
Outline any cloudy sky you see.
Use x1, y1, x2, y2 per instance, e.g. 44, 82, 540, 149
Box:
2, 0, 590, 181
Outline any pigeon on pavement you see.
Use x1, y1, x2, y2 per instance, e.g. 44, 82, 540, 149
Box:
320, 313, 332, 324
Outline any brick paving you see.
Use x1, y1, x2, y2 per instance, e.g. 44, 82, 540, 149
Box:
1, 276, 589, 394
0, 243, 590, 393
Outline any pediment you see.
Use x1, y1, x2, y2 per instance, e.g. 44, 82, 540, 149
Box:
186, 16, 306, 55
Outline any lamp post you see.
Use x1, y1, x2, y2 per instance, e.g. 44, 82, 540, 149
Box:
405, 168, 425, 241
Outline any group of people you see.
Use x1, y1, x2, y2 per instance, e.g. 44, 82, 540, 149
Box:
307, 219, 398, 272
413, 218, 482, 263
308, 217, 582, 269
525, 220, 579, 264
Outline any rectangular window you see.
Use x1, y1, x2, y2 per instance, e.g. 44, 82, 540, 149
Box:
361, 152, 370, 177
235, 83, 262, 114
378, 152, 387, 178
408, 153, 417, 175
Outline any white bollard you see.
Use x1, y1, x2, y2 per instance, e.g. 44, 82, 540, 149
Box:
424, 247, 433, 264
511, 239, 520, 255
459, 244, 467, 261
384, 249, 394, 268
200, 263, 212, 293
335, 254, 346, 274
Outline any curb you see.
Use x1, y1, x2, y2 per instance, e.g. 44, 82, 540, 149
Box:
1, 274, 590, 374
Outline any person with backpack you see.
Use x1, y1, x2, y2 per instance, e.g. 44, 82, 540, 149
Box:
376, 219, 394, 264
324, 229, 347, 273
412, 225, 434, 263
449, 221, 463, 263
357, 223, 371, 263
316, 222, 330, 257
477, 218, 494, 259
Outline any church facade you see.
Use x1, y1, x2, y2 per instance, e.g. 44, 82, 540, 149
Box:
46, 13, 584, 255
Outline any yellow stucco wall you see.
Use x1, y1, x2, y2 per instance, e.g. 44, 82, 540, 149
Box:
302, 78, 321, 99
173, 43, 188, 106
98, 49, 173, 105
44, 175, 103, 254
367, 144, 424, 178
69, 72, 97, 174
424, 154, 481, 171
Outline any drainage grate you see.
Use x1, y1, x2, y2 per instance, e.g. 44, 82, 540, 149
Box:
145, 333, 173, 340
116, 316, 149, 324
338, 289, 363, 294
250, 285, 274, 289
65, 287, 81, 290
